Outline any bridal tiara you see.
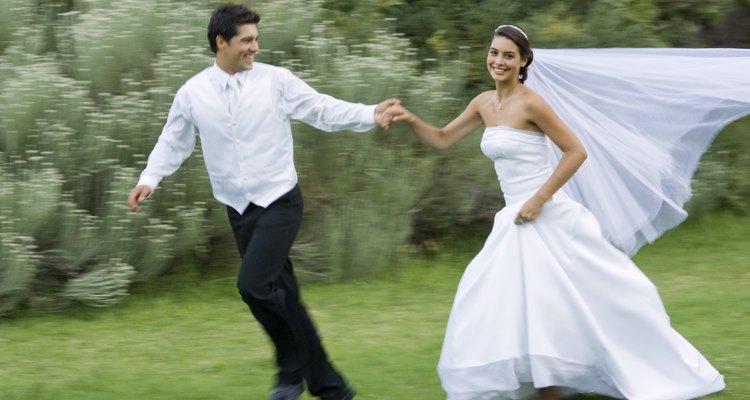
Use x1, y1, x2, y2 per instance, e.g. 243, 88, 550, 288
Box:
495, 24, 528, 40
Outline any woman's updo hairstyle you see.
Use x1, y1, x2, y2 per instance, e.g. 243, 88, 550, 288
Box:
494, 24, 533, 83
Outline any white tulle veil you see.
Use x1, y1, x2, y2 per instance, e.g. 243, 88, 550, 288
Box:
525, 48, 750, 255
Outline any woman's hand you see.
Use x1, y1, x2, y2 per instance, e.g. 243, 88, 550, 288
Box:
386, 104, 416, 124
514, 195, 547, 225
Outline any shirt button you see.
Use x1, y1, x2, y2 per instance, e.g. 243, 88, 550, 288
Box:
245, 193, 252, 200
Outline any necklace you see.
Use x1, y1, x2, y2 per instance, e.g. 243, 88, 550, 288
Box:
496, 96, 507, 110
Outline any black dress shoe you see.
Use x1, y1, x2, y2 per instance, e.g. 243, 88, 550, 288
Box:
268, 383, 304, 400
339, 389, 356, 400
325, 388, 355, 400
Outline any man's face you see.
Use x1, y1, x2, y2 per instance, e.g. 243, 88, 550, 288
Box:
216, 23, 259, 74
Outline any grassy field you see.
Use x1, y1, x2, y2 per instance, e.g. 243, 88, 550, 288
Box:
0, 212, 748, 399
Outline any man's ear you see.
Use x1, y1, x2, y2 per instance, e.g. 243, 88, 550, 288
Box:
216, 35, 228, 50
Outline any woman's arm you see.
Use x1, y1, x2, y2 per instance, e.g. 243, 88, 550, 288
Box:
515, 92, 587, 224
389, 96, 484, 150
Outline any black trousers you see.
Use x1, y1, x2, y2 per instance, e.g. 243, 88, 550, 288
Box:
227, 184, 349, 399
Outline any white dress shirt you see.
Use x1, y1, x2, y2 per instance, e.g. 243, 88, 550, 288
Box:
137, 62, 378, 213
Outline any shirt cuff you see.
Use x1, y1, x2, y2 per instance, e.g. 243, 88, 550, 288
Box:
361, 104, 378, 127
136, 175, 161, 192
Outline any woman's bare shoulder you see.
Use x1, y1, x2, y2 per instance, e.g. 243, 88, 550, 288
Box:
519, 86, 554, 113
473, 90, 496, 102
467, 90, 495, 110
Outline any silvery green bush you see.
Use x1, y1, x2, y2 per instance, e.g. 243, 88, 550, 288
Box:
0, 0, 467, 315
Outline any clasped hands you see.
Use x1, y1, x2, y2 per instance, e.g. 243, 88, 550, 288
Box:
374, 99, 413, 129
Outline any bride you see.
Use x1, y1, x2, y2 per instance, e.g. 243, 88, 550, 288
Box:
387, 24, 748, 399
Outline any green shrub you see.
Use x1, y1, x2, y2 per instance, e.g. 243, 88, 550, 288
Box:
687, 117, 750, 217
0, 230, 41, 317
287, 28, 467, 279
65, 0, 169, 94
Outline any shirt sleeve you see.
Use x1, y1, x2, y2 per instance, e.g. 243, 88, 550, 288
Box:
280, 68, 377, 132
136, 87, 197, 191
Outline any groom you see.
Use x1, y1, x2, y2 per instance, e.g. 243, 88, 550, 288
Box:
127, 4, 398, 400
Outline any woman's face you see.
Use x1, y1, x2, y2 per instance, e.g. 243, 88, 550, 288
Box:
487, 36, 525, 83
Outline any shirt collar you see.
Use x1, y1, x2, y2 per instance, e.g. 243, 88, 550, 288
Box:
209, 62, 245, 90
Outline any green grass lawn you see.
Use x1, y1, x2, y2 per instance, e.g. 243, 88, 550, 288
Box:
1, 212, 748, 399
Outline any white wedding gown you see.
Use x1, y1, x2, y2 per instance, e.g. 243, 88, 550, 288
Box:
437, 126, 726, 400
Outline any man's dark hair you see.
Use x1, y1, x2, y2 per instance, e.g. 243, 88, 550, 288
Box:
207, 4, 261, 54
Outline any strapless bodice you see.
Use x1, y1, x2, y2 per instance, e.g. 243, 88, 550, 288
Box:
480, 126, 552, 204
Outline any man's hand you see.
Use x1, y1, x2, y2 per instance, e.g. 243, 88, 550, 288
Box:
374, 98, 401, 129
384, 103, 416, 124
128, 185, 152, 213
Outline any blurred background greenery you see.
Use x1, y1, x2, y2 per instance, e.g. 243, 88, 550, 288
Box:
0, 0, 749, 317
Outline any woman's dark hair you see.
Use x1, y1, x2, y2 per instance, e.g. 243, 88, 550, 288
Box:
493, 24, 534, 83
207, 4, 261, 54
